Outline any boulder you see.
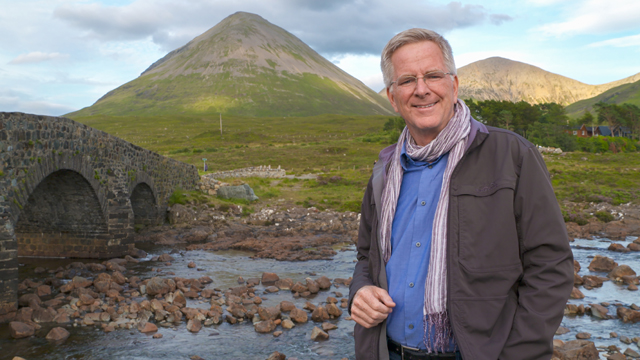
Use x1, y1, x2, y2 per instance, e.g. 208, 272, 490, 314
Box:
146, 277, 173, 296
570, 287, 584, 299
257, 306, 280, 321
617, 307, 640, 323
187, 319, 202, 333
588, 255, 617, 272
326, 303, 343, 318
217, 184, 259, 202
609, 265, 637, 279
552, 340, 599, 360
137, 321, 158, 333
261, 272, 279, 286
280, 301, 295, 312
266, 351, 286, 360
589, 304, 609, 319
290, 308, 308, 323
9, 322, 35, 339
608, 243, 630, 253
254, 320, 276, 333
168, 204, 196, 225
310, 326, 329, 341
311, 306, 330, 322
45, 327, 70, 342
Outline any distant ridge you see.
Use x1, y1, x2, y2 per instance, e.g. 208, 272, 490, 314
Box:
67, 12, 394, 118
457, 57, 640, 106
565, 78, 640, 117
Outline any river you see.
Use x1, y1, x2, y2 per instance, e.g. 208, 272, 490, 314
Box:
0, 235, 639, 360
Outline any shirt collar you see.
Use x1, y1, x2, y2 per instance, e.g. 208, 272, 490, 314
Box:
400, 142, 446, 170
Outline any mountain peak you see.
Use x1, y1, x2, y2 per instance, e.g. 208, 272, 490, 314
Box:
69, 12, 393, 117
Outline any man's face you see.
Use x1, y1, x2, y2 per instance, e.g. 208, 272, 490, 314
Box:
386, 41, 459, 146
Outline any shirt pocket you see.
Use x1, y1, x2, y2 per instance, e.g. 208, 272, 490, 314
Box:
451, 180, 522, 273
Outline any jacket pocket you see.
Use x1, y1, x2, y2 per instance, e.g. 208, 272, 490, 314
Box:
452, 180, 521, 272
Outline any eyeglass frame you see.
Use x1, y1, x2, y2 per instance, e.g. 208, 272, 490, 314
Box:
390, 70, 455, 90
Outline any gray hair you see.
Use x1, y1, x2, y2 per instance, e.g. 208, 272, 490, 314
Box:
381, 28, 456, 89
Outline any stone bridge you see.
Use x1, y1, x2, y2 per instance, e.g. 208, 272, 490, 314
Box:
0, 112, 199, 319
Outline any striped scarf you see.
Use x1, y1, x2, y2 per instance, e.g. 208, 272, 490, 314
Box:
379, 98, 471, 352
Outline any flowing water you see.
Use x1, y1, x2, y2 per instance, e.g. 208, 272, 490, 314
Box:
1, 236, 639, 360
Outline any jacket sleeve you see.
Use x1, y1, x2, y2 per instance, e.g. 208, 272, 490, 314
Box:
499, 146, 574, 359
348, 176, 376, 314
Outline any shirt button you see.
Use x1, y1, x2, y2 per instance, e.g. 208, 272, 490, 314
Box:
416, 242, 421, 247
408, 324, 414, 329
420, 201, 426, 206
409, 282, 414, 288
428, 165, 433, 169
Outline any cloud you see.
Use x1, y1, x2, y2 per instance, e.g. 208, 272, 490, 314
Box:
0, 89, 76, 116
535, 0, 640, 37
52, 0, 512, 55
589, 33, 640, 48
9, 52, 69, 65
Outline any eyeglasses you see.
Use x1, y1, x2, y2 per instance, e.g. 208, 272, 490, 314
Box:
391, 70, 453, 89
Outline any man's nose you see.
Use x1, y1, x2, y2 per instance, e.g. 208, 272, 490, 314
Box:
413, 77, 430, 96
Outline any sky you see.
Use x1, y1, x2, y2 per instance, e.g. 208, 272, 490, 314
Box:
2, 0, 640, 116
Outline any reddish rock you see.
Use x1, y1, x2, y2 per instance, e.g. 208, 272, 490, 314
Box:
94, 281, 111, 293
157, 253, 175, 262
552, 340, 599, 360
146, 277, 173, 296
316, 276, 332, 290
291, 282, 308, 293
187, 319, 202, 333
573, 260, 581, 273
280, 301, 295, 312
326, 303, 343, 318
266, 351, 286, 360
18, 293, 41, 308
258, 306, 280, 321
311, 306, 330, 322
576, 332, 591, 339
608, 243, 630, 253
255, 320, 276, 333
275, 278, 293, 290
556, 326, 570, 335
261, 272, 279, 286
582, 275, 606, 289
306, 278, 320, 294
589, 304, 609, 319
71, 276, 92, 289
290, 308, 308, 323
15, 307, 33, 322
628, 243, 640, 251
570, 287, 585, 299
609, 265, 637, 279
54, 313, 70, 324
310, 326, 329, 341
153, 333, 163, 339
138, 321, 158, 333
617, 307, 640, 323
36, 285, 51, 297
32, 307, 55, 323
9, 322, 35, 339
322, 322, 338, 331
46, 327, 70, 342
227, 303, 247, 319
188, 262, 196, 268
588, 255, 617, 272
111, 271, 127, 285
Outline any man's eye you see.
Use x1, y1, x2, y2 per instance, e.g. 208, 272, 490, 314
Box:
426, 73, 444, 80
398, 77, 416, 86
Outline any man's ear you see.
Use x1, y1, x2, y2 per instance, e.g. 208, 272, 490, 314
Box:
387, 87, 399, 113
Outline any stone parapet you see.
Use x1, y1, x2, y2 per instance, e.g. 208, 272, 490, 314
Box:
207, 165, 285, 179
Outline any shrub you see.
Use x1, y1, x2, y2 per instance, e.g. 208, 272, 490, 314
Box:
168, 189, 187, 205
594, 211, 614, 223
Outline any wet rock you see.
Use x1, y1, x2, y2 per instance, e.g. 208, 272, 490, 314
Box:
247, 278, 261, 286
291, 282, 307, 293
264, 286, 279, 293
608, 243, 630, 253
36, 285, 51, 297
624, 348, 640, 358
255, 320, 276, 333
621, 336, 632, 344
311, 306, 330, 322
609, 265, 637, 279
266, 352, 286, 360
138, 321, 158, 333
33, 307, 55, 323
576, 332, 591, 339
275, 278, 293, 290
273, 330, 282, 337
310, 326, 329, 341
173, 290, 187, 308
280, 301, 295, 312
553, 339, 564, 348
187, 319, 202, 333
258, 306, 280, 321
322, 322, 338, 331
282, 319, 295, 329
87, 263, 106, 272
9, 322, 35, 338
326, 303, 343, 318
157, 253, 175, 262
225, 315, 237, 324
556, 326, 570, 335
609, 353, 627, 360
303, 302, 316, 311
617, 307, 640, 323
570, 287, 584, 299
582, 275, 607, 289
15, 308, 33, 322
573, 260, 581, 273
589, 304, 609, 319
611, 332, 618, 338
153, 333, 163, 339
261, 272, 279, 286
628, 243, 640, 251
306, 278, 320, 294
45, 327, 70, 342
146, 277, 174, 296
552, 340, 598, 360
188, 262, 196, 268
227, 303, 247, 319
316, 276, 332, 290
71, 276, 92, 289
588, 255, 617, 272
54, 313, 70, 324
630, 284, 638, 291
18, 293, 41, 308
290, 308, 308, 323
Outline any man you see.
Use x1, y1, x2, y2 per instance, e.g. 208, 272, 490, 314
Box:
349, 29, 574, 360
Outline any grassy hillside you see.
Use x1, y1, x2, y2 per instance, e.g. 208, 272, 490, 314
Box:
71, 113, 640, 214
566, 78, 640, 117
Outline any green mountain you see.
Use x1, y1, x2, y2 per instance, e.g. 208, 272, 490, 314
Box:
565, 78, 640, 117
67, 12, 394, 118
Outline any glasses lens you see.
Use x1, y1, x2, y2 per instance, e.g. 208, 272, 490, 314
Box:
396, 75, 416, 87
425, 71, 446, 82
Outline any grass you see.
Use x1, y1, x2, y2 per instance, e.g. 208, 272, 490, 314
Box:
69, 113, 640, 216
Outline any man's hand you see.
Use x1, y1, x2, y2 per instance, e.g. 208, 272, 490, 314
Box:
351, 285, 396, 328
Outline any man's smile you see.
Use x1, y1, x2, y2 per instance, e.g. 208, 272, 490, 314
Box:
413, 101, 438, 109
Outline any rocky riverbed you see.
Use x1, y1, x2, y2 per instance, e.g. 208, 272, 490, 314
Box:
2, 203, 640, 360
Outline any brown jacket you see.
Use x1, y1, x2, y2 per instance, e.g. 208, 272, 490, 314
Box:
349, 119, 574, 360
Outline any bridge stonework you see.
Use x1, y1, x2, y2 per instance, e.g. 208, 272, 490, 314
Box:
0, 112, 199, 318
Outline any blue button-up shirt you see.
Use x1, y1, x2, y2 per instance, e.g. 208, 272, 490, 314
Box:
385, 145, 455, 351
